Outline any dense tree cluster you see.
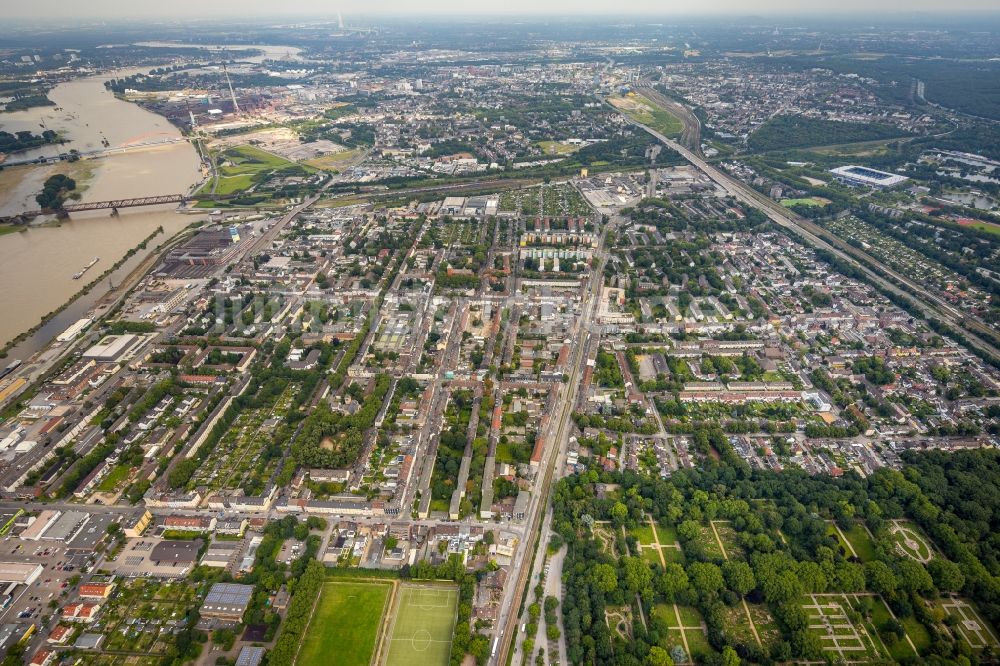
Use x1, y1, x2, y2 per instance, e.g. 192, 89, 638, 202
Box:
552, 447, 1000, 665
292, 374, 392, 469
747, 115, 911, 153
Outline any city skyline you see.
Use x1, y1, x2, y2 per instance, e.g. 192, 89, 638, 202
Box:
6, 0, 1000, 19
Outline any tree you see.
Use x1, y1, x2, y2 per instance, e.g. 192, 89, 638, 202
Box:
623, 556, 654, 600
864, 561, 898, 597
722, 561, 756, 597
469, 634, 490, 665
896, 559, 933, 594
687, 562, 725, 600
722, 646, 741, 666
593, 563, 618, 593
927, 558, 965, 593
659, 563, 690, 601
611, 501, 629, 526
647, 645, 674, 666
670, 646, 687, 665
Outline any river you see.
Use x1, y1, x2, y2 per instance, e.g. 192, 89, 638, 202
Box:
0, 71, 206, 355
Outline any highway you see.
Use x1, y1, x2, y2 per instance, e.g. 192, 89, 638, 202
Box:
622, 111, 1000, 362
635, 85, 702, 155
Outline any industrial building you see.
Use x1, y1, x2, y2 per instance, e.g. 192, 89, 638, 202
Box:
82, 334, 151, 363
0, 562, 43, 585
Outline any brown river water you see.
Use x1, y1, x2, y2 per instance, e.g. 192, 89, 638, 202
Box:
0, 71, 206, 353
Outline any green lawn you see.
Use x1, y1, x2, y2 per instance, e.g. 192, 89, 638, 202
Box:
537, 140, 580, 155
198, 144, 300, 195
629, 524, 655, 544
901, 615, 932, 653
960, 220, 1000, 237
842, 523, 878, 561
384, 584, 459, 666
96, 464, 131, 493
655, 523, 678, 545
298, 581, 391, 666
685, 627, 714, 659
641, 548, 662, 565
781, 197, 830, 208
870, 595, 917, 660
677, 605, 703, 627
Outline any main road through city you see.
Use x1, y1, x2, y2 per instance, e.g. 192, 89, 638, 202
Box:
492, 213, 618, 666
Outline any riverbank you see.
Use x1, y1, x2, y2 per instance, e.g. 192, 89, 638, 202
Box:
0, 67, 204, 345
0, 224, 167, 359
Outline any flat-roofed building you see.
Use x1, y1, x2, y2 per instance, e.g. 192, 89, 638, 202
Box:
201, 583, 254, 622
19, 510, 60, 541
0, 562, 43, 586
41, 510, 90, 543
201, 541, 241, 569
82, 334, 149, 362
150, 539, 202, 566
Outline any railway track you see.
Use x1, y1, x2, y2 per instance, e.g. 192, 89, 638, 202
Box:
624, 110, 1000, 362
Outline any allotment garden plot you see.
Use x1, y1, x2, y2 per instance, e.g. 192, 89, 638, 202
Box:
97, 579, 200, 656
188, 382, 299, 495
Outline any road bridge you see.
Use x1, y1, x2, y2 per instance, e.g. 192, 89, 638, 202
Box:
0, 137, 189, 168
1, 193, 238, 224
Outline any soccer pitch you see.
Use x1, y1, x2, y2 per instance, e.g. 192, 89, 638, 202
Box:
383, 584, 459, 666
297, 581, 392, 666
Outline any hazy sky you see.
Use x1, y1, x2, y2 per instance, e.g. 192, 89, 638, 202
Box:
7, 0, 1000, 19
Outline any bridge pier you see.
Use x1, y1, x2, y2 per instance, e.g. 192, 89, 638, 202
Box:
111, 207, 119, 217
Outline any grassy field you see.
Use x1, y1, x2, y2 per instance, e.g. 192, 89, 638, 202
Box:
629, 523, 655, 545
870, 595, 918, 661
842, 523, 878, 562
537, 140, 580, 155
654, 604, 713, 660
655, 523, 678, 545
95, 464, 131, 493
306, 148, 363, 171
384, 584, 459, 666
609, 93, 683, 137
957, 219, 1000, 237
199, 144, 296, 195
781, 197, 831, 208
298, 581, 392, 666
